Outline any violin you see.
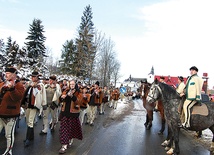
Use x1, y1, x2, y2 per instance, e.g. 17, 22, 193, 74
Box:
0, 80, 15, 93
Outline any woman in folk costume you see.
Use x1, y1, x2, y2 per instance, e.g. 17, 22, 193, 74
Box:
58, 79, 83, 154
21, 71, 47, 147
181, 66, 204, 129
111, 87, 120, 109
40, 75, 62, 134
79, 86, 91, 125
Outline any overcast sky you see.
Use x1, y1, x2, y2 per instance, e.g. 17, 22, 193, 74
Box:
1, 0, 214, 88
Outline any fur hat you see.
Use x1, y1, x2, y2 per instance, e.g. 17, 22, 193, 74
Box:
189, 66, 198, 72
95, 81, 100, 86
5, 67, 17, 74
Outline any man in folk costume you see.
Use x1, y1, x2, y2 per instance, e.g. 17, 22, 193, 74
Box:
181, 66, 203, 129
21, 71, 47, 147
0, 67, 24, 155
79, 86, 91, 125
61, 79, 69, 92
86, 81, 103, 126
40, 75, 62, 134
111, 87, 120, 109
100, 86, 109, 115
58, 80, 82, 154
176, 76, 186, 94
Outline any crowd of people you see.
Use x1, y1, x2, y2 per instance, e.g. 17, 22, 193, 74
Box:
0, 65, 206, 155
0, 66, 130, 155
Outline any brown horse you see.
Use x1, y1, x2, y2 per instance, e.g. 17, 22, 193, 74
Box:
140, 81, 166, 134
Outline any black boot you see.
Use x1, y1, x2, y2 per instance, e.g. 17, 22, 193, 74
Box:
144, 114, 149, 127
24, 127, 33, 147
29, 127, 34, 140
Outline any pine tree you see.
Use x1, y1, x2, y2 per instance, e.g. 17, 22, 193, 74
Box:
25, 18, 47, 71
5, 36, 12, 55
4, 41, 29, 69
61, 39, 76, 75
0, 39, 7, 68
25, 18, 46, 58
75, 5, 96, 79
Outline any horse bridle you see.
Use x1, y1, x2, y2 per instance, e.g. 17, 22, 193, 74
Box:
147, 83, 163, 101
148, 83, 180, 102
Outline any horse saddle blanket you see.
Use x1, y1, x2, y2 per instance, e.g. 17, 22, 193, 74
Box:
191, 103, 208, 116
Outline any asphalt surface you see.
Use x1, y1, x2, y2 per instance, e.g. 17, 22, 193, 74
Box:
0, 98, 213, 155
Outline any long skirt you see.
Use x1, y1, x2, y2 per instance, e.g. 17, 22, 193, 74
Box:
59, 116, 83, 145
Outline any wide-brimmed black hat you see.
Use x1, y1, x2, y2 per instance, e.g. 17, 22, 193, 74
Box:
5, 67, 17, 74
49, 75, 57, 80
178, 76, 184, 81
160, 76, 165, 80
31, 71, 41, 77
95, 81, 99, 86
189, 66, 198, 72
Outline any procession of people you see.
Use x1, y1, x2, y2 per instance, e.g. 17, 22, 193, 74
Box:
0, 66, 134, 155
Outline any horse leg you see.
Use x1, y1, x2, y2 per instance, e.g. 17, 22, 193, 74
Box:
161, 125, 172, 150
158, 119, 166, 135
146, 109, 153, 130
158, 102, 166, 134
172, 127, 180, 155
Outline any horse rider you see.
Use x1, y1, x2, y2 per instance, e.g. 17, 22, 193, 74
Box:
0, 67, 25, 155
180, 66, 203, 129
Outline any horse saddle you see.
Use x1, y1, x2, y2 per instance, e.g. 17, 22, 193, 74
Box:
191, 103, 208, 116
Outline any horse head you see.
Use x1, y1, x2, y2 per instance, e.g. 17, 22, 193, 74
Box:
141, 81, 151, 98
146, 78, 161, 104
